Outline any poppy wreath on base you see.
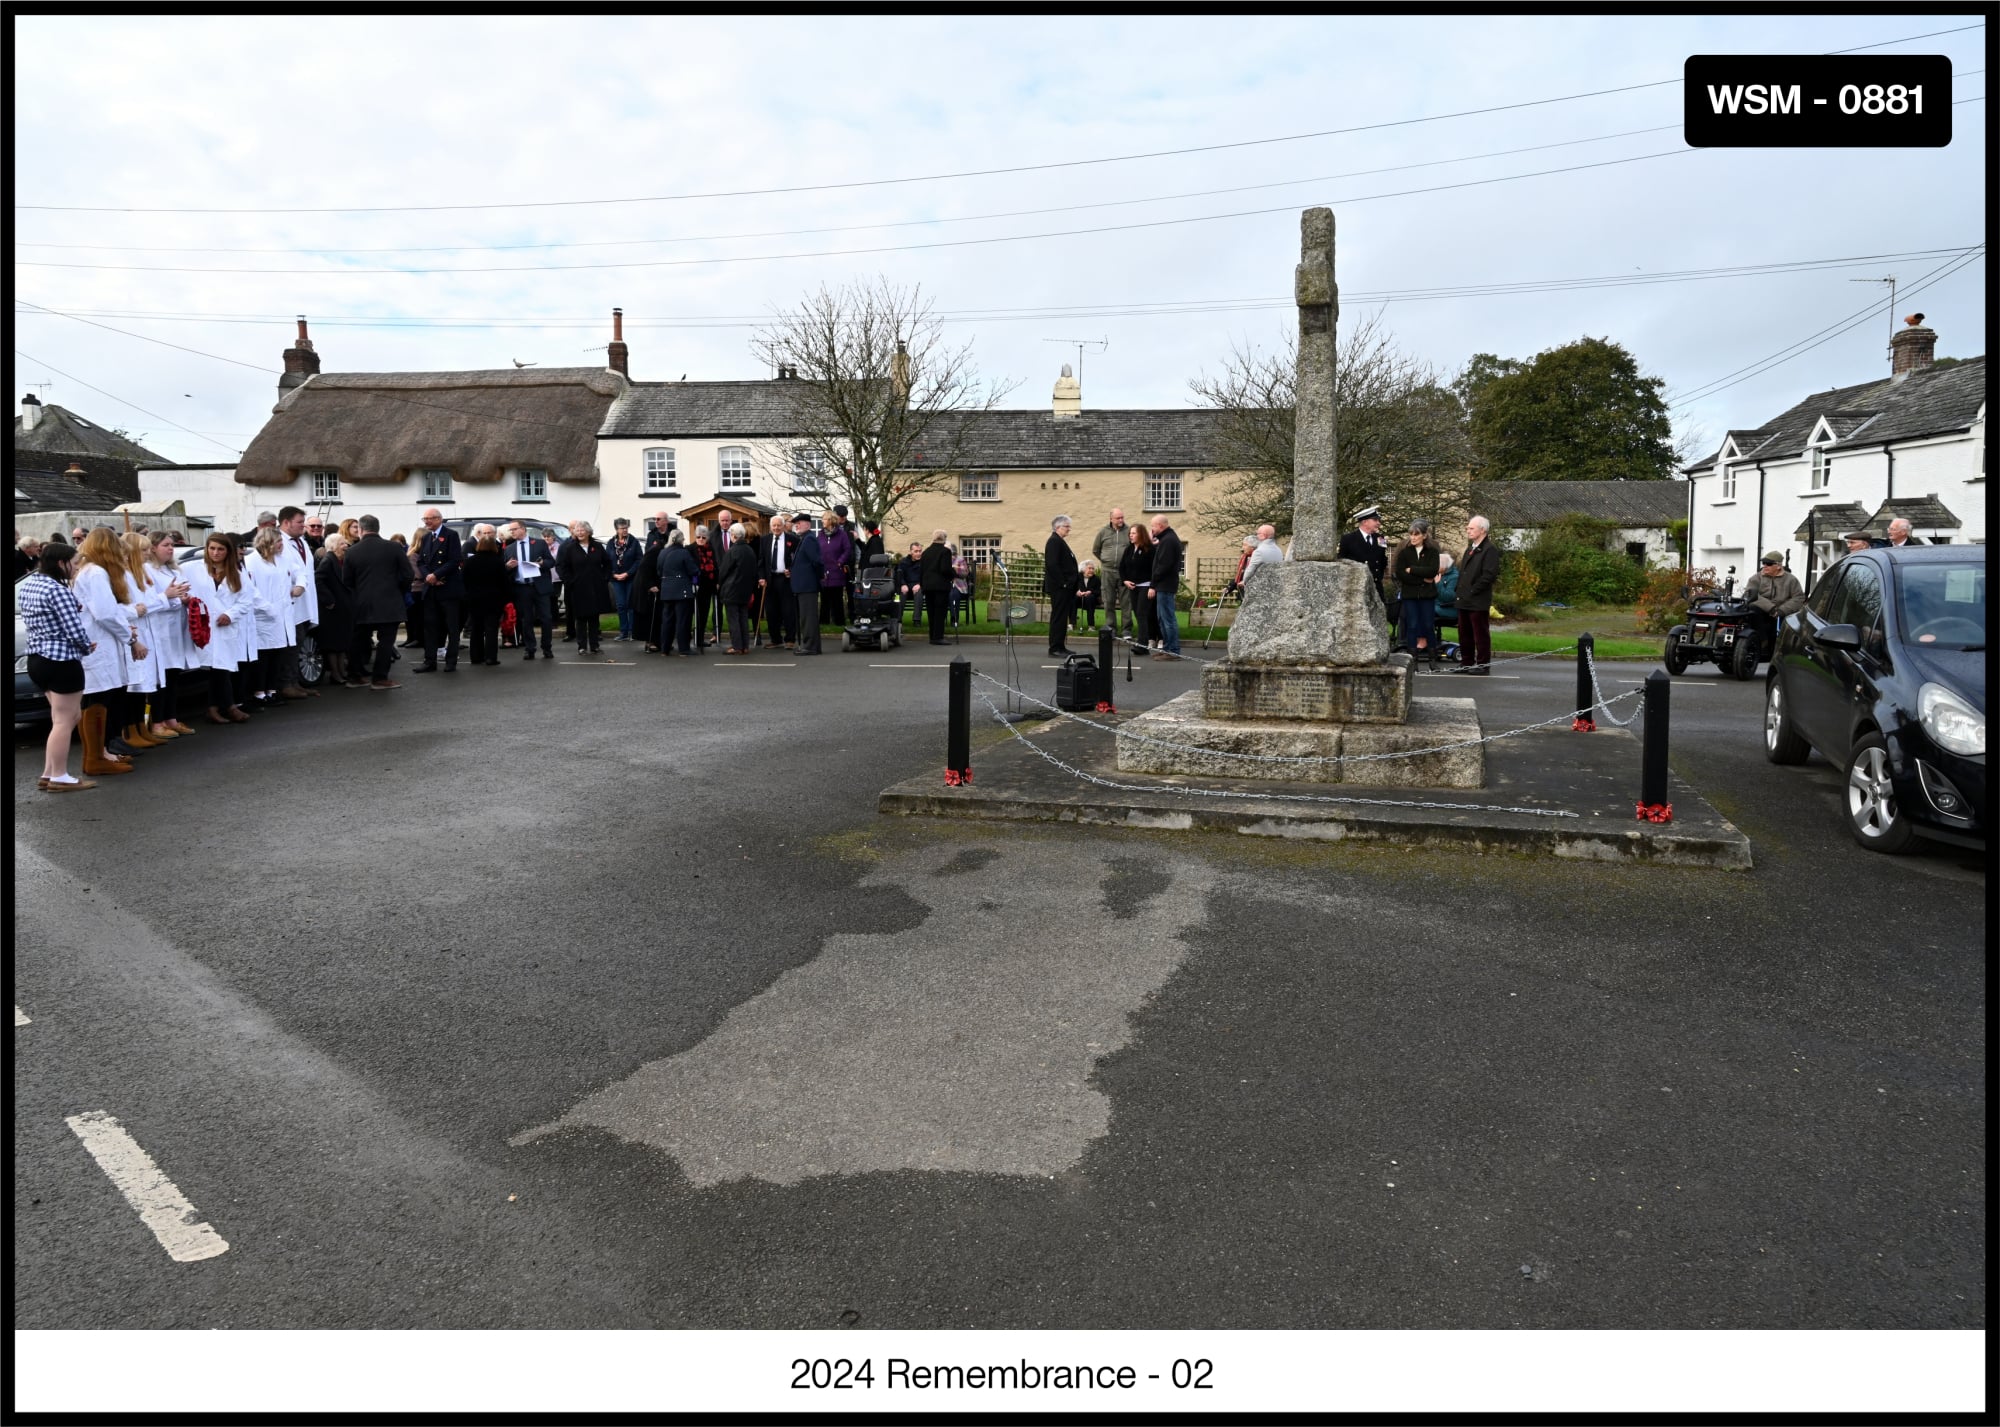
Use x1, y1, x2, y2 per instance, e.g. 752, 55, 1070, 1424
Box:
945, 768, 971, 787
1635, 801, 1673, 823
1095, 701, 1117, 714
1571, 716, 1596, 732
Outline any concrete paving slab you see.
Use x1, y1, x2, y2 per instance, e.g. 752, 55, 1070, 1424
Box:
881, 712, 1751, 868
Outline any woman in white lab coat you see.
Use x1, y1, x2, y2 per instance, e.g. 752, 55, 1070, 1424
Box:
70, 527, 145, 766
245, 526, 297, 709
136, 530, 199, 739
117, 532, 176, 748
183, 531, 257, 723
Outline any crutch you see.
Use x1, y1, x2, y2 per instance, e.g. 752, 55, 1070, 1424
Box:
1201, 587, 1232, 648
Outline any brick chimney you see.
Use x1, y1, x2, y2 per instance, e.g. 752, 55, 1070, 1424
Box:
63, 461, 88, 484
1052, 362, 1081, 419
280, 315, 320, 391
21, 391, 43, 432
1889, 314, 1936, 380
607, 307, 630, 378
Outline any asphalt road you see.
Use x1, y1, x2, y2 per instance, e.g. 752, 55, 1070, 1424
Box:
11, 636, 1986, 1339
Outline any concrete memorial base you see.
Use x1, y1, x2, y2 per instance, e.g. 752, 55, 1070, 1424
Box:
1200, 655, 1412, 724
1116, 690, 1483, 788
1226, 560, 1390, 666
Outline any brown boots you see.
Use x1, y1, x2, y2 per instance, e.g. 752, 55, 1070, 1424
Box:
80, 705, 134, 776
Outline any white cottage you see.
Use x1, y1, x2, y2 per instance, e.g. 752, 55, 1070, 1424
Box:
1683, 319, 1986, 589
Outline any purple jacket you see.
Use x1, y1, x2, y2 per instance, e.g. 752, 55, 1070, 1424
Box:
819, 524, 854, 590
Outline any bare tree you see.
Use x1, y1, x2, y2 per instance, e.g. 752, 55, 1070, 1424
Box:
1191, 310, 1473, 540
751, 278, 1015, 534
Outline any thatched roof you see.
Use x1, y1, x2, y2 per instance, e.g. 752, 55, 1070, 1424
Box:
235, 368, 624, 487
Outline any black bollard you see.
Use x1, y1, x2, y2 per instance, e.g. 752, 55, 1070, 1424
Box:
1574, 632, 1595, 730
946, 656, 972, 785
1639, 668, 1671, 820
1098, 625, 1115, 709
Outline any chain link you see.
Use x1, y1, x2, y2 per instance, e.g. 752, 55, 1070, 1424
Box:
1106, 629, 1579, 675
971, 668, 1641, 767
974, 690, 1582, 819
1583, 646, 1642, 727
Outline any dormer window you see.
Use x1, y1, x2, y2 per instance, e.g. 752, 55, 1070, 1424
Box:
1810, 443, 1832, 491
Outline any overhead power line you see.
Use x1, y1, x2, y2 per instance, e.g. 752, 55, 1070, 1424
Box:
15, 147, 1703, 274
11, 350, 243, 456
1669, 248, 1985, 409
13, 23, 1979, 217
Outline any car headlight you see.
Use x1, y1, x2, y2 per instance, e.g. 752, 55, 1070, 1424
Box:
1919, 683, 1985, 757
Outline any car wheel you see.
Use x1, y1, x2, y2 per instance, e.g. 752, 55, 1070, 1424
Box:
1662, 630, 1688, 676
1730, 635, 1759, 681
1846, 733, 1913, 853
1763, 677, 1810, 764
297, 629, 324, 687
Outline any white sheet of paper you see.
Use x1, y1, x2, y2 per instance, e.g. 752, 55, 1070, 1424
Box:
520, 561, 541, 578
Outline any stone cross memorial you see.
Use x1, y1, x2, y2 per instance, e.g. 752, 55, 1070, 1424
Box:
1115, 206, 1485, 788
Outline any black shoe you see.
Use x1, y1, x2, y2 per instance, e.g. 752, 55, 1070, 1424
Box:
523, 651, 536, 661
413, 663, 439, 673
485, 659, 500, 666
443, 664, 458, 672
400, 641, 423, 648
106, 737, 143, 756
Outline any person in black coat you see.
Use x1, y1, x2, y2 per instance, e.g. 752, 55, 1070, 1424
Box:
1043, 516, 1081, 655
461, 531, 511, 666
716, 527, 766, 653
1338, 505, 1390, 602
894, 543, 925, 630
1120, 525, 1155, 647
916, 531, 955, 646
1454, 515, 1502, 674
654, 533, 698, 656
789, 514, 827, 654
1147, 516, 1185, 657
313, 540, 357, 685
555, 522, 613, 654
413, 508, 465, 672
341, 517, 416, 687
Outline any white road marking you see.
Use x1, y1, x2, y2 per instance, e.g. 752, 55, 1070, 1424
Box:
64, 1111, 230, 1263
709, 663, 795, 668
872, 663, 951, 668
15, 1006, 30, 1026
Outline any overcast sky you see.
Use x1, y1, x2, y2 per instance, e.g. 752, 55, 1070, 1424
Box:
11, 12, 1988, 468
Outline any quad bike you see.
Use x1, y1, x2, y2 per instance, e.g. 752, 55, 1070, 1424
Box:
1663, 567, 1768, 680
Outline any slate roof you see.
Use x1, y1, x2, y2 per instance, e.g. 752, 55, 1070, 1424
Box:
1470, 480, 1688, 528
1792, 502, 1870, 540
235, 368, 623, 487
599, 380, 824, 438
1864, 495, 1964, 535
1684, 358, 1986, 472
900, 409, 1221, 471
14, 404, 169, 464
12, 467, 123, 513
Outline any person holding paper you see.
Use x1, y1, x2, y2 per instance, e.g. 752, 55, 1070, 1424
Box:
504, 520, 556, 659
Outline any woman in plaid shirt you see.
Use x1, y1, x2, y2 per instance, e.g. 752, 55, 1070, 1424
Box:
18, 541, 97, 791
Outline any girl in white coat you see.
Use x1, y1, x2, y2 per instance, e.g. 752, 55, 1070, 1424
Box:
71, 527, 147, 763
184, 532, 257, 723
245, 527, 297, 708
117, 531, 175, 748
137, 531, 198, 738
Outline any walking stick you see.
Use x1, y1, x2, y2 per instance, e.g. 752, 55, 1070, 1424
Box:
1201, 589, 1229, 648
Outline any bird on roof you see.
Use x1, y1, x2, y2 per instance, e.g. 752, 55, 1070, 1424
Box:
513, 358, 538, 368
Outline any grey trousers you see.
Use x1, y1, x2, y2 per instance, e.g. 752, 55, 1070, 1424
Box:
1101, 570, 1130, 636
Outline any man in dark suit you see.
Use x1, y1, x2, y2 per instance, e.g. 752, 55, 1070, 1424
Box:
762, 517, 800, 649
1043, 515, 1081, 656
789, 512, 826, 654
413, 506, 464, 672
636, 512, 675, 651
342, 515, 416, 689
1455, 515, 1501, 674
1338, 505, 1390, 601
504, 519, 556, 659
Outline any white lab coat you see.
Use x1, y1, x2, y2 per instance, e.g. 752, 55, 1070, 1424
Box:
124, 564, 172, 693
72, 563, 137, 695
184, 563, 258, 670
279, 532, 319, 628
245, 551, 297, 652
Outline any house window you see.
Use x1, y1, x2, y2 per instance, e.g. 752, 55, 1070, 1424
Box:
306, 470, 340, 502
791, 446, 827, 493
1810, 445, 1831, 490
1144, 472, 1184, 511
643, 448, 677, 493
1719, 465, 1737, 501
959, 472, 999, 502
957, 535, 1002, 568
515, 468, 548, 501
419, 468, 453, 501
719, 446, 753, 492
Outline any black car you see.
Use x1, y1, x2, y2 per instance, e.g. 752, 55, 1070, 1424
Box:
1763, 546, 1986, 853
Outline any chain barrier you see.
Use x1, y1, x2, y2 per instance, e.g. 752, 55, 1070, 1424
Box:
1105, 630, 1218, 664
970, 668, 1642, 769
1582, 646, 1642, 727
974, 689, 1582, 819
1106, 628, 1580, 675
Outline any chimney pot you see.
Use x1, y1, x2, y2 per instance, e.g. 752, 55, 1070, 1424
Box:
63, 461, 88, 483
21, 392, 43, 432
281, 314, 321, 390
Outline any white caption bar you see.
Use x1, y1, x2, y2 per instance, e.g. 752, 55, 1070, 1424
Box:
64, 1111, 230, 1263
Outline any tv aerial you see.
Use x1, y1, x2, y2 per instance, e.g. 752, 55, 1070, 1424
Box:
1042, 336, 1108, 385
